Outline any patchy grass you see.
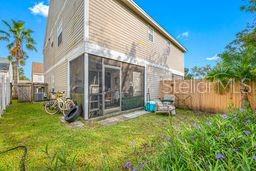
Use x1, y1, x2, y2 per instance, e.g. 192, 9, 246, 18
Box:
0, 101, 209, 170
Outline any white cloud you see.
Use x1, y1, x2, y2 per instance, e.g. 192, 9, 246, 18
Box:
29, 2, 49, 17
178, 32, 189, 39
206, 54, 220, 61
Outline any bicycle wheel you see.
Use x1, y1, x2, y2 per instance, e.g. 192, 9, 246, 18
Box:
57, 100, 66, 115
62, 99, 76, 116
66, 99, 76, 110
45, 100, 59, 115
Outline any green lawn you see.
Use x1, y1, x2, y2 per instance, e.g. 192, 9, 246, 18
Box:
0, 101, 209, 170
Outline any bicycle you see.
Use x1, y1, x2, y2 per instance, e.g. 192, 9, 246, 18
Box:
44, 91, 75, 115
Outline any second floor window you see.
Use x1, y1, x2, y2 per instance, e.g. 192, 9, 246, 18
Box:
57, 22, 63, 47
148, 26, 154, 42
58, 32, 62, 47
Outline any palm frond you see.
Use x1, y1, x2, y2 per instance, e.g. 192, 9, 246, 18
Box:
26, 43, 37, 52
12, 20, 25, 31
0, 30, 10, 38
7, 55, 14, 62
7, 42, 14, 50
0, 35, 9, 41
2, 20, 12, 31
19, 59, 26, 66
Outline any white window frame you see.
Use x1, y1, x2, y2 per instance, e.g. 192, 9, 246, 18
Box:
148, 26, 154, 42
57, 21, 63, 47
133, 71, 143, 96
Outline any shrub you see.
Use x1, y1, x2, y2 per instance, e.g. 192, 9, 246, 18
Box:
148, 109, 256, 170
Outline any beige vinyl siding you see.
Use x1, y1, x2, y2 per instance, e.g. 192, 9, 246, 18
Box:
44, 0, 84, 72
167, 45, 185, 73
89, 0, 184, 74
44, 73, 51, 88
44, 0, 84, 92
44, 0, 63, 46
44, 61, 68, 92
54, 61, 68, 92
54, 0, 84, 62
146, 66, 172, 99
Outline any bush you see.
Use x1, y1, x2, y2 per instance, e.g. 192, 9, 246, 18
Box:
148, 109, 256, 170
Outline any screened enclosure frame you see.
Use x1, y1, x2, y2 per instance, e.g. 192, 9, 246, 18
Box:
68, 53, 146, 120
103, 64, 122, 115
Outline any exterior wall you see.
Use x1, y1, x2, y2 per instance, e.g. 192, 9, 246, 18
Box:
89, 0, 185, 74
172, 74, 184, 80
167, 45, 185, 73
44, 61, 68, 92
146, 66, 172, 99
32, 74, 44, 83
44, 0, 85, 92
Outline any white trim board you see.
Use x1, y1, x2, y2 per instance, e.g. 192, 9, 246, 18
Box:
84, 43, 145, 67
45, 41, 184, 77
44, 42, 85, 75
84, 53, 89, 120
84, 42, 184, 76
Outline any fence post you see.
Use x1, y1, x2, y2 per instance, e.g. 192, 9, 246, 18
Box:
0, 75, 2, 116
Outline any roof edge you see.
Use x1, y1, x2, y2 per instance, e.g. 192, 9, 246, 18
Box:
121, 0, 187, 53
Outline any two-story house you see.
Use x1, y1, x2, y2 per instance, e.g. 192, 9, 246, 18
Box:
44, 0, 187, 120
32, 62, 44, 83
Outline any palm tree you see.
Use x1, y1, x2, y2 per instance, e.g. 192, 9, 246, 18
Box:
0, 32, 9, 42
0, 20, 37, 98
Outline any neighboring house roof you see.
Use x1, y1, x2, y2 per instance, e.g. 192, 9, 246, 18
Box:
121, 0, 187, 52
0, 57, 10, 72
32, 62, 44, 74
19, 80, 31, 84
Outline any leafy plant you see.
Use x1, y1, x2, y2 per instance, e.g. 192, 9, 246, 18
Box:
207, 1, 256, 109
146, 109, 256, 170
241, 0, 256, 13
42, 145, 78, 171
184, 68, 193, 80
185, 65, 212, 80
18, 67, 29, 81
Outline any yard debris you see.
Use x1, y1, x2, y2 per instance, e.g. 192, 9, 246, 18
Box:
61, 117, 84, 128
123, 161, 133, 169
216, 153, 225, 160
243, 130, 251, 136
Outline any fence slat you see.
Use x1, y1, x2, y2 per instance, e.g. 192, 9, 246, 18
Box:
160, 80, 256, 113
0, 74, 11, 116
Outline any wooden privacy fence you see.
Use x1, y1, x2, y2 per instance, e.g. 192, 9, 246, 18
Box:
0, 74, 11, 116
160, 80, 256, 113
17, 83, 48, 102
